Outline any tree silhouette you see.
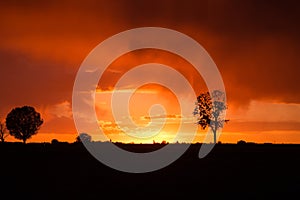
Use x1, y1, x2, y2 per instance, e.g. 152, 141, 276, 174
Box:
6, 106, 43, 144
75, 133, 92, 143
0, 120, 8, 143
194, 90, 229, 144
51, 139, 59, 144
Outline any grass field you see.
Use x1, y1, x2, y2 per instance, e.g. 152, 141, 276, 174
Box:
1, 142, 299, 199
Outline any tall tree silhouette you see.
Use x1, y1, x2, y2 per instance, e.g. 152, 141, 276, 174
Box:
6, 106, 43, 143
194, 90, 229, 144
0, 120, 8, 143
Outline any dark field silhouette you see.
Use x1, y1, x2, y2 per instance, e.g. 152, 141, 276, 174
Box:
1, 142, 300, 199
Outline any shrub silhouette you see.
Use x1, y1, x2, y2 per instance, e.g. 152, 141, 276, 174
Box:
51, 139, 59, 144
75, 133, 92, 143
6, 106, 43, 143
237, 140, 246, 145
0, 120, 8, 143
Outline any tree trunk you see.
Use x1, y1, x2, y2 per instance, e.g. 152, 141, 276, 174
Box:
213, 129, 217, 144
23, 138, 26, 144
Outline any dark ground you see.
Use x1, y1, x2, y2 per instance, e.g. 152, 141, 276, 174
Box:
1, 142, 299, 199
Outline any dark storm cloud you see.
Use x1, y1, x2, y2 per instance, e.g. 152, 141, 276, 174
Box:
98, 0, 300, 105
0, 0, 299, 114
0, 50, 74, 112
203, 0, 300, 106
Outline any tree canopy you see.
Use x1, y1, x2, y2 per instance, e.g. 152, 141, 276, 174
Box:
6, 106, 43, 143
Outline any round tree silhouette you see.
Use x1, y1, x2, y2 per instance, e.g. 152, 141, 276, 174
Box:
6, 106, 43, 143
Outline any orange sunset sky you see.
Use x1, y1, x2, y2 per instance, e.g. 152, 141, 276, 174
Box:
0, 0, 300, 144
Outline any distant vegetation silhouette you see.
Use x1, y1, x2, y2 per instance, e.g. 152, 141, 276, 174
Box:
237, 140, 246, 145
0, 120, 8, 143
194, 90, 229, 144
6, 106, 43, 143
75, 133, 92, 143
51, 139, 59, 144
